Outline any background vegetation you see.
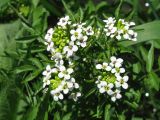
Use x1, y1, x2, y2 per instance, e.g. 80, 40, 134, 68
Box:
0, 0, 160, 120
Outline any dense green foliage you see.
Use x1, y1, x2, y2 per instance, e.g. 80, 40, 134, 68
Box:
0, 0, 160, 120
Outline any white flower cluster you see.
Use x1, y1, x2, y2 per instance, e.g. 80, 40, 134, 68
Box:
44, 16, 94, 58
95, 56, 129, 102
42, 64, 81, 101
103, 17, 137, 41
42, 16, 94, 101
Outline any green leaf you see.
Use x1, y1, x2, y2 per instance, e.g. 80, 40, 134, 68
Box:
104, 105, 111, 120
16, 35, 39, 43
22, 70, 41, 83
140, 46, 148, 62
115, 0, 123, 18
148, 72, 160, 91
14, 65, 36, 74
62, 0, 75, 21
32, 0, 40, 7
96, 1, 108, 11
54, 112, 61, 120
23, 105, 39, 120
28, 58, 43, 69
62, 113, 72, 120
146, 43, 154, 72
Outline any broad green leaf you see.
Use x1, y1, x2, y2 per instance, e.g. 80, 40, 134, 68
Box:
146, 44, 154, 72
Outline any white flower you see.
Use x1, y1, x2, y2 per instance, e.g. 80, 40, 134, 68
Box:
47, 42, 54, 52
43, 77, 51, 88
57, 16, 70, 27
63, 41, 78, 57
42, 65, 57, 76
85, 26, 94, 35
115, 75, 129, 89
76, 35, 88, 47
111, 90, 122, 102
111, 67, 125, 76
102, 62, 112, 71
45, 28, 54, 42
70, 28, 82, 41
58, 66, 74, 80
69, 92, 81, 101
110, 56, 123, 68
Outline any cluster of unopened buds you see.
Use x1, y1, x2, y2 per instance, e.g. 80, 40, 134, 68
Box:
42, 15, 136, 102
103, 17, 137, 41
96, 56, 129, 102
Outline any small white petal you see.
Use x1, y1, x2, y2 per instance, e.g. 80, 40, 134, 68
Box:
63, 89, 69, 94
53, 96, 59, 101
120, 68, 125, 73
115, 81, 121, 88
115, 62, 121, 68
81, 42, 87, 47
46, 65, 51, 71
74, 83, 79, 89
58, 94, 64, 100
42, 71, 47, 76
59, 66, 66, 71
64, 74, 70, 80
67, 82, 73, 88
107, 90, 113, 95
58, 72, 64, 78
122, 82, 128, 89
72, 45, 78, 51
111, 96, 116, 102
106, 66, 112, 71
96, 64, 102, 69
67, 68, 73, 74
111, 68, 116, 73
71, 35, 76, 41
110, 56, 116, 62
108, 83, 114, 88
116, 93, 122, 99
123, 76, 129, 82
99, 87, 105, 93
51, 68, 57, 73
